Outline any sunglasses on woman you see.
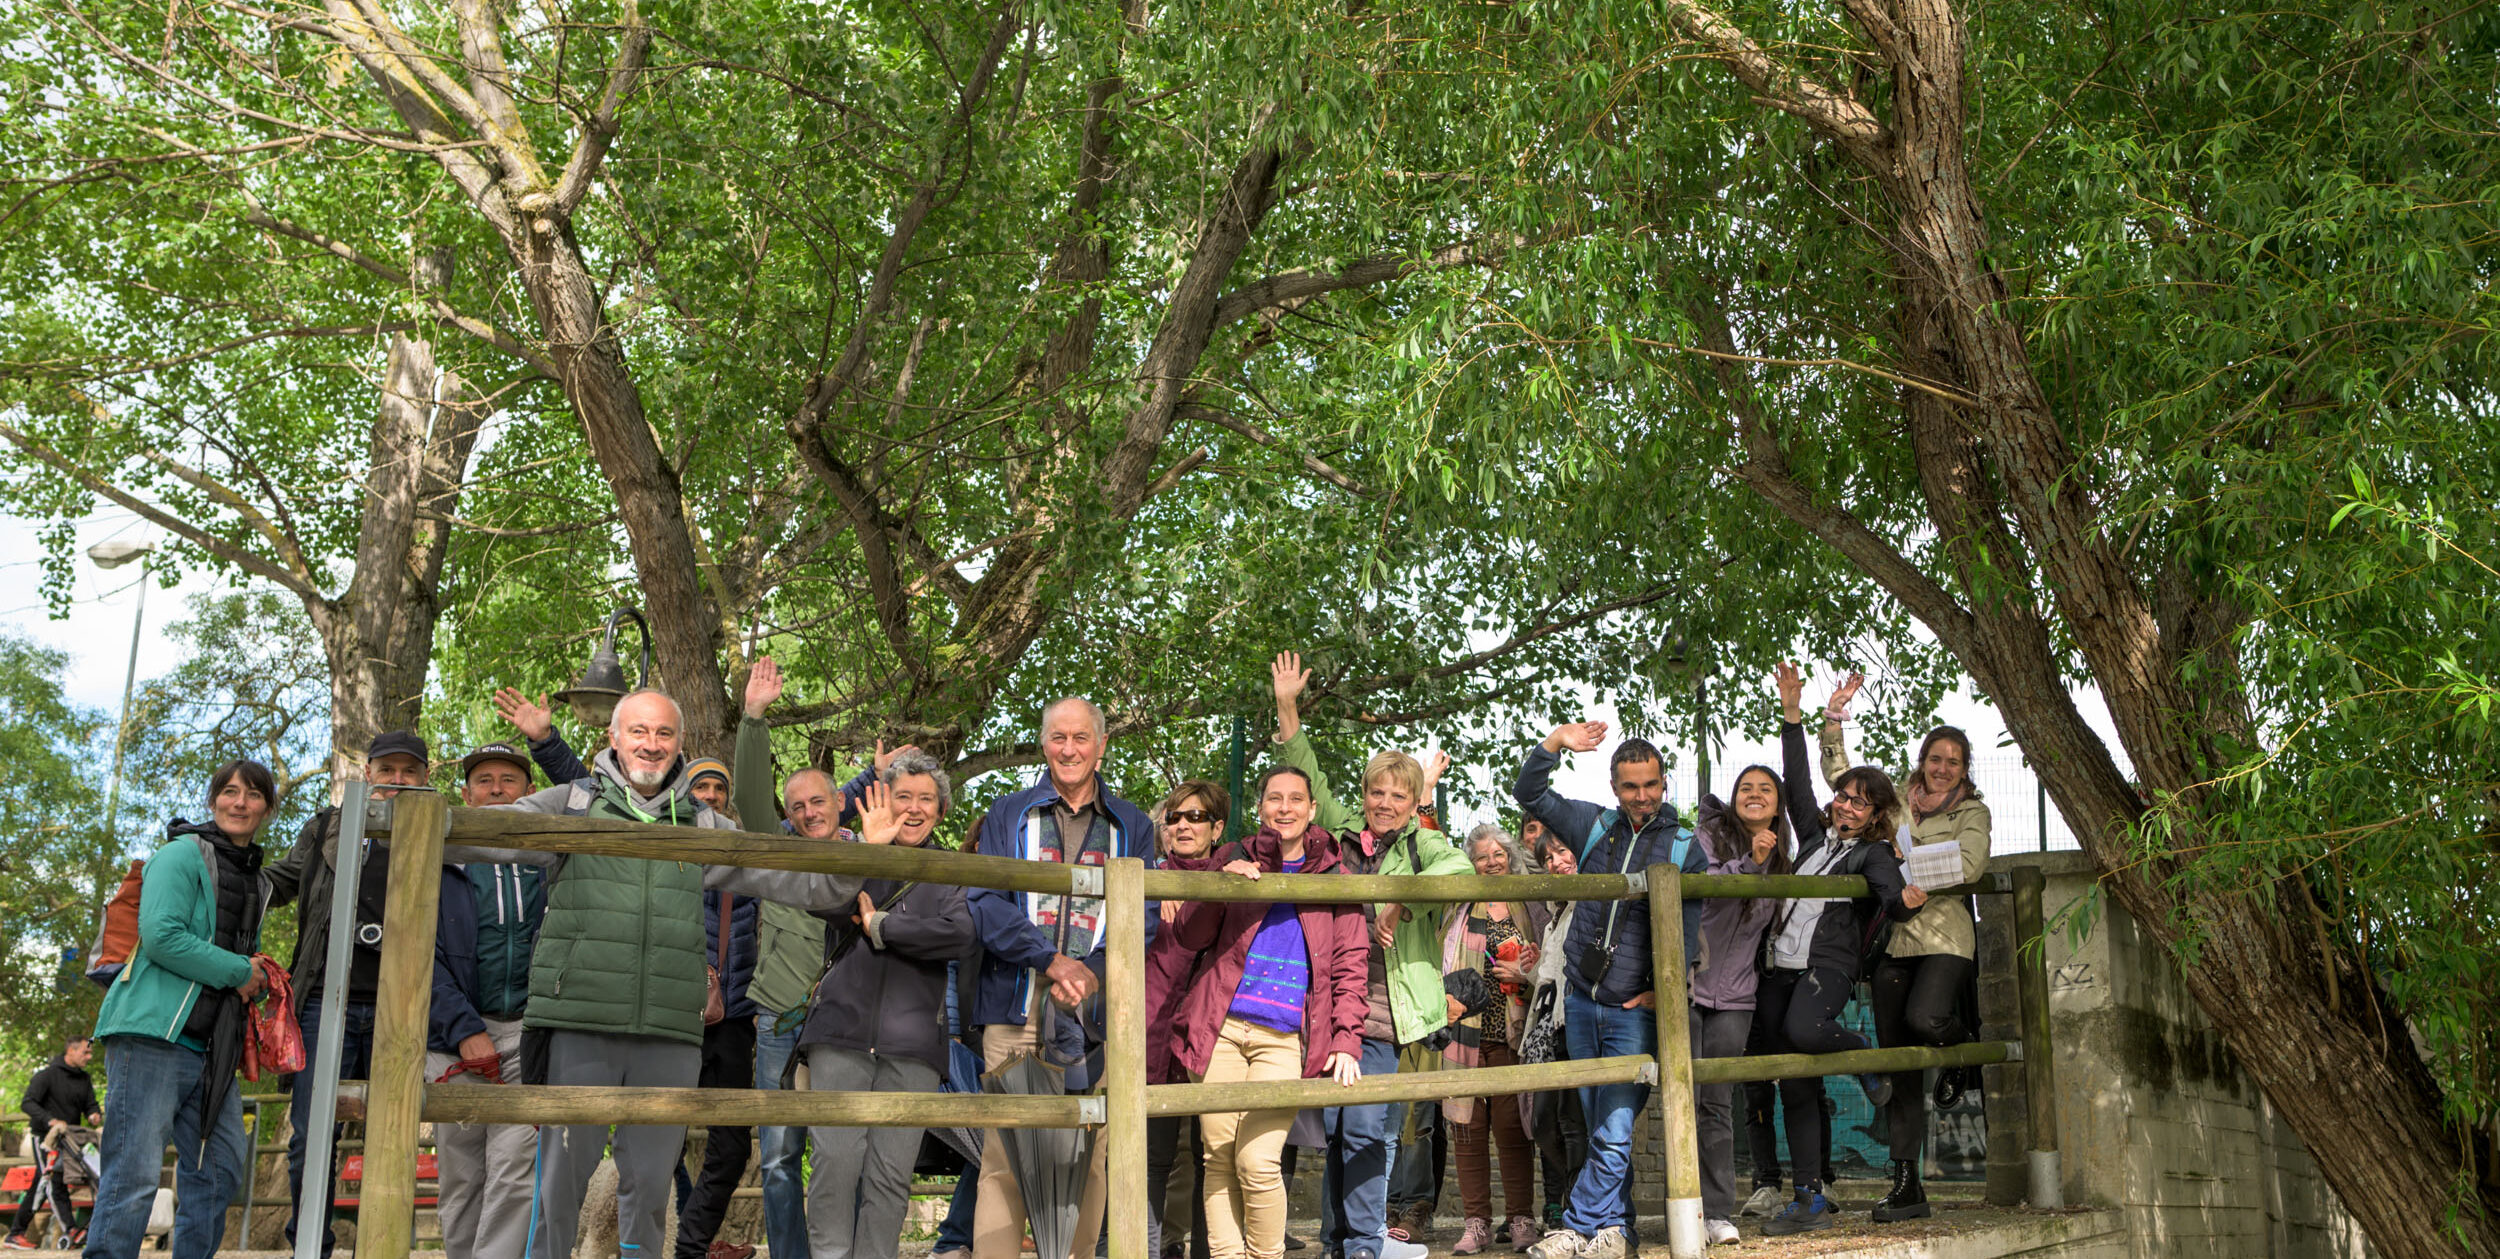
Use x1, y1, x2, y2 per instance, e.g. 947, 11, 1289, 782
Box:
1165, 808, 1218, 825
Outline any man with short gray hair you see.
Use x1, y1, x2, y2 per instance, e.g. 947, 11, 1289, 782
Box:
963, 697, 1157, 1259
447, 688, 866, 1259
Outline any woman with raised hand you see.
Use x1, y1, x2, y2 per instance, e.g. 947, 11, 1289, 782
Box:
1444, 826, 1546, 1257
1147, 781, 1233, 1259
1757, 665, 1921, 1239
1819, 675, 1992, 1224
86, 760, 279, 1259
1686, 767, 1791, 1245
1170, 765, 1370, 1259
786, 763, 978, 1259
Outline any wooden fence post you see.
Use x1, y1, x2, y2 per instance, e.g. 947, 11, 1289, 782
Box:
1647, 863, 1704, 1259
2012, 864, 2064, 1208
1104, 858, 1149, 1259
357, 789, 446, 1259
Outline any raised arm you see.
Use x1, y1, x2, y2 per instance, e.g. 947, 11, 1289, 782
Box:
1776, 664, 1831, 854
733, 661, 785, 832
1817, 671, 1865, 788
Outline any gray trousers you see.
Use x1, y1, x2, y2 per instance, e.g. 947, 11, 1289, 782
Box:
524, 1030, 701, 1259
1689, 1005, 1754, 1221
804, 1045, 941, 1259
427, 1016, 537, 1259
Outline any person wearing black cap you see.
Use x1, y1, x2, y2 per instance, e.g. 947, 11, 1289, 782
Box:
432, 742, 542, 1259
264, 731, 488, 1259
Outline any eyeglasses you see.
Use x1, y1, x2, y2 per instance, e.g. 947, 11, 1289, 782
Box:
1832, 791, 1871, 808
1165, 808, 1218, 825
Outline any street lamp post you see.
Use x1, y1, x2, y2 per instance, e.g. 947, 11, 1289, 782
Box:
89, 539, 154, 867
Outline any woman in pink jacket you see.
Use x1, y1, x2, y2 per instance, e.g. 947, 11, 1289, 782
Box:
1170, 765, 1370, 1259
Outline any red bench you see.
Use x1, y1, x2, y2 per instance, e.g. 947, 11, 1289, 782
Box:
0, 1162, 94, 1235
331, 1152, 440, 1221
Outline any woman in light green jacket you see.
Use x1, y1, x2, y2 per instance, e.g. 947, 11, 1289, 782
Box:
1819, 676, 1992, 1224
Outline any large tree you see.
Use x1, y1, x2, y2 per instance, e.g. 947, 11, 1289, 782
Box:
1363, 0, 2500, 1252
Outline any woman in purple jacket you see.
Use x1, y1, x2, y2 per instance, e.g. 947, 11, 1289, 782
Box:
1170, 766, 1370, 1259
1687, 768, 1792, 1245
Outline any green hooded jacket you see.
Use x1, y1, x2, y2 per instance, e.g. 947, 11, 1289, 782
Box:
93, 823, 267, 1048
1273, 730, 1474, 1045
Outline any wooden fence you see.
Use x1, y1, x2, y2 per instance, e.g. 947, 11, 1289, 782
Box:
331, 790, 2061, 1259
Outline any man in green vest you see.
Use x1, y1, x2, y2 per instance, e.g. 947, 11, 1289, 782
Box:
445, 688, 865, 1259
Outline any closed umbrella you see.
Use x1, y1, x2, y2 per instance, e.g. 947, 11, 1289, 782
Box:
980, 911, 1096, 1259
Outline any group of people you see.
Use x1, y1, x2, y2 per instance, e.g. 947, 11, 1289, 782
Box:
62, 649, 1990, 1259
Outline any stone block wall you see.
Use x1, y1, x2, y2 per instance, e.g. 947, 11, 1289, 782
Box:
1978, 852, 2373, 1259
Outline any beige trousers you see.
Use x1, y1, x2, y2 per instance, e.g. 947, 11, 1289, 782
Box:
1196, 1018, 1304, 1259
973, 1019, 1109, 1259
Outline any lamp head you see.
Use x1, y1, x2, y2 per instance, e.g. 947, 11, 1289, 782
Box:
554, 643, 628, 730
87, 540, 153, 570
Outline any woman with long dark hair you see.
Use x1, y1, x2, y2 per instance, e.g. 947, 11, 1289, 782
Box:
86, 760, 279, 1259
1686, 766, 1791, 1245
1757, 666, 1921, 1238
1820, 677, 1992, 1224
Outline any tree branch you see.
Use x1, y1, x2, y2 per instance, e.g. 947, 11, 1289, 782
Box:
0, 417, 313, 597
1655, 0, 1891, 156
553, 1, 652, 214
1211, 236, 1519, 329
1177, 404, 1371, 497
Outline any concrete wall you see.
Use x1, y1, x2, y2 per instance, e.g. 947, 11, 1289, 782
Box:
1977, 852, 2374, 1259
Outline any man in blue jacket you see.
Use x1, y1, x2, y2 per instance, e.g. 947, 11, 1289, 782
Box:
1513, 722, 1705, 1259
964, 697, 1156, 1259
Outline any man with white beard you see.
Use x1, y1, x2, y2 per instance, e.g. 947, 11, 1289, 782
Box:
447, 688, 865, 1259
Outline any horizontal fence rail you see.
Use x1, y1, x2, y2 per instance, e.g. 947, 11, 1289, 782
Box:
347, 796, 2065, 1259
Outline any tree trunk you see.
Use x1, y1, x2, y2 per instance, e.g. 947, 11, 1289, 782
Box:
1694, 0, 2500, 1247
311, 332, 489, 758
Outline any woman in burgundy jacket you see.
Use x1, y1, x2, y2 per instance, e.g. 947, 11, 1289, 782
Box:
1146, 780, 1232, 1259
1170, 765, 1370, 1259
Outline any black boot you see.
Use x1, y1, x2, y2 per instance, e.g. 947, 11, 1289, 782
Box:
1871, 1159, 1931, 1223
1932, 1064, 1969, 1110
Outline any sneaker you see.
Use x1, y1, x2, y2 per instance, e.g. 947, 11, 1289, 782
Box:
1933, 1066, 1969, 1110
1705, 1220, 1740, 1246
1872, 1158, 1932, 1223
1507, 1215, 1540, 1252
1382, 1240, 1431, 1259
1577, 1227, 1629, 1259
935, 1250, 974, 1259
1523, 1230, 1584, 1259
1860, 1071, 1894, 1107
2, 1237, 33, 1251
1739, 1184, 1785, 1218
1761, 1190, 1837, 1237
1455, 1218, 1492, 1256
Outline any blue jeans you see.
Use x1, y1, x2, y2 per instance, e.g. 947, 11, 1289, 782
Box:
287, 998, 375, 1258
935, 1168, 978, 1252
1318, 1038, 1400, 1259
84, 1034, 246, 1259
1560, 993, 1655, 1238
755, 1014, 811, 1259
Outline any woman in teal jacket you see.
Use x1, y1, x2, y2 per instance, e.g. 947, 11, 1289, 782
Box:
86, 760, 277, 1259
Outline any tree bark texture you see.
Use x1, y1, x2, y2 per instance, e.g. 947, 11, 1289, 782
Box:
1677, 0, 2500, 1251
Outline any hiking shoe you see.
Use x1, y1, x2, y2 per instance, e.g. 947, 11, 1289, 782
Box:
1577, 1227, 1629, 1259
2, 1236, 33, 1251
1705, 1219, 1740, 1246
1761, 1190, 1837, 1236
1739, 1183, 1784, 1218
1455, 1218, 1492, 1255
1285, 1236, 1309, 1252
1507, 1215, 1540, 1251
1933, 1066, 1969, 1110
1382, 1240, 1430, 1259
1523, 1230, 1584, 1259
1860, 1071, 1894, 1107
1872, 1159, 1932, 1223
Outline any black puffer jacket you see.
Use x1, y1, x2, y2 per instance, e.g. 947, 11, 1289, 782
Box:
1773, 721, 1918, 976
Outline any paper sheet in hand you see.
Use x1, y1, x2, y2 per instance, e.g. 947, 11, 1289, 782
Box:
1904, 840, 1963, 890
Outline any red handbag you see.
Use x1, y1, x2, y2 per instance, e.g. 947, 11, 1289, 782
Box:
242, 955, 305, 1081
